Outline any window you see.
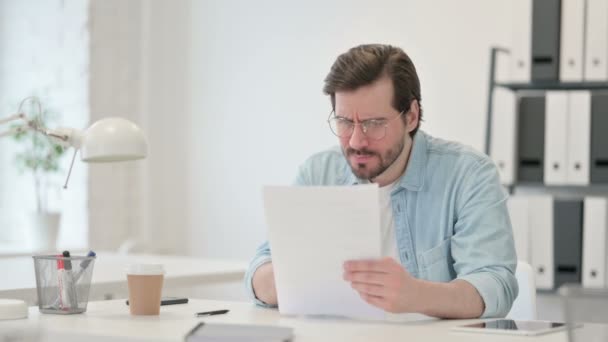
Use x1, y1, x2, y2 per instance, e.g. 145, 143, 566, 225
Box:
0, 0, 89, 254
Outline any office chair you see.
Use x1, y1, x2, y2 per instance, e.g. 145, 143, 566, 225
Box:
506, 261, 537, 320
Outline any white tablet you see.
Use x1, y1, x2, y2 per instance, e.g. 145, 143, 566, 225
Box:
451, 319, 579, 336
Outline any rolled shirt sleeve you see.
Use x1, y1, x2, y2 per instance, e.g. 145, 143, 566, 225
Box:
452, 158, 519, 318
244, 241, 277, 307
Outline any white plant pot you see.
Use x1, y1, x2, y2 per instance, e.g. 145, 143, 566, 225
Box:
26, 212, 61, 252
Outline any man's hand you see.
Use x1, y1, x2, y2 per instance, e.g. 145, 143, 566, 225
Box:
343, 257, 485, 318
343, 257, 420, 313
252, 262, 278, 305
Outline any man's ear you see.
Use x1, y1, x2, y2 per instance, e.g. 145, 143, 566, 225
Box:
405, 100, 420, 133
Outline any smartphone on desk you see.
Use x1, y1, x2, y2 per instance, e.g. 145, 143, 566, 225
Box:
125, 296, 189, 306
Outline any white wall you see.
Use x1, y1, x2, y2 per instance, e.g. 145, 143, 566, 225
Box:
86, 0, 192, 254
87, 0, 148, 251
139, 1, 193, 254
81, 0, 516, 260
186, 0, 515, 260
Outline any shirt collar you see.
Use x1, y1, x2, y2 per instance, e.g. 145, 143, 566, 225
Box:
397, 130, 427, 191
341, 130, 428, 192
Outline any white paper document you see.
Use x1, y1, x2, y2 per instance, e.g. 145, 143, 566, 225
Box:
263, 184, 384, 320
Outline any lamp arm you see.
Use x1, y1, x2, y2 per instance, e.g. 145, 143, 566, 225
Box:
42, 127, 85, 190
43, 127, 84, 149
2, 104, 85, 190
2, 97, 93, 190
0, 113, 26, 125
1, 97, 83, 148
0, 113, 28, 137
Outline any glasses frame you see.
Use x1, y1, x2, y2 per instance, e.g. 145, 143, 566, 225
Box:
327, 109, 407, 140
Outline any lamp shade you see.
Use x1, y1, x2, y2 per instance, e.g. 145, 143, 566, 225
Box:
79, 117, 148, 162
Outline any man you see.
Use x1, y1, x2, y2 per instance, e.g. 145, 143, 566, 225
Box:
245, 44, 518, 319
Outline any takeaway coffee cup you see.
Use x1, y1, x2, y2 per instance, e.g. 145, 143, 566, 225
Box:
126, 264, 165, 315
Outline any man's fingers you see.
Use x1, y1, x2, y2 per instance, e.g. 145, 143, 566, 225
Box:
351, 282, 386, 297
343, 271, 387, 285
359, 292, 387, 310
343, 257, 396, 273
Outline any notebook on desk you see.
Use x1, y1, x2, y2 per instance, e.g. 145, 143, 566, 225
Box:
185, 322, 293, 342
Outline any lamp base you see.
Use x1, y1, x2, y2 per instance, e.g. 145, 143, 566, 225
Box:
0, 299, 28, 320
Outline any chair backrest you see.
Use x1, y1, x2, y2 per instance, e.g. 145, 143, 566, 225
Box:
506, 261, 537, 320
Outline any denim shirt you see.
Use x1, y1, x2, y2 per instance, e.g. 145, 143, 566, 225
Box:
244, 130, 518, 318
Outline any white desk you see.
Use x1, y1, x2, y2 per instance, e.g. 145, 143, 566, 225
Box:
0, 299, 607, 342
0, 252, 247, 303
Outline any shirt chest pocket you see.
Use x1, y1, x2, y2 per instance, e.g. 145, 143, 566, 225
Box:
417, 238, 455, 283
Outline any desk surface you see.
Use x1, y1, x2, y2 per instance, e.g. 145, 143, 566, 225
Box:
1, 299, 607, 342
0, 252, 247, 302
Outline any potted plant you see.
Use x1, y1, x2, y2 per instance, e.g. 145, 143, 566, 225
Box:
11, 98, 67, 251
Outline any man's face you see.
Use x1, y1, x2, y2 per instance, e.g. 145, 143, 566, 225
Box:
334, 76, 412, 180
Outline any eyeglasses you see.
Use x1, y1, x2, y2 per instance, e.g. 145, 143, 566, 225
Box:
327, 110, 406, 140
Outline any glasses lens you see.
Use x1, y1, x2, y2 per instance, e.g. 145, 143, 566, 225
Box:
363, 121, 387, 140
329, 118, 353, 137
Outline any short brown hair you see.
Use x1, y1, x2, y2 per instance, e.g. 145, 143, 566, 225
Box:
323, 44, 422, 136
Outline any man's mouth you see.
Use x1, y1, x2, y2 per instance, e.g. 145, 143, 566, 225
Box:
348, 150, 376, 163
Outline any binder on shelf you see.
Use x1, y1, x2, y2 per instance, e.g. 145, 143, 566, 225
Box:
517, 95, 546, 183
567, 91, 591, 185
529, 196, 554, 290
531, 0, 561, 82
591, 92, 608, 183
553, 199, 584, 289
560, 0, 586, 82
510, 0, 533, 82
490, 88, 518, 185
544, 91, 569, 185
507, 196, 531, 263
582, 197, 608, 288
559, 0, 586, 82
585, 0, 608, 81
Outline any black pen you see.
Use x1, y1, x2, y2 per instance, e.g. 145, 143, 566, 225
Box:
195, 309, 229, 317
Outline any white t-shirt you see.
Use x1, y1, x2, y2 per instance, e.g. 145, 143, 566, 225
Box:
378, 181, 400, 261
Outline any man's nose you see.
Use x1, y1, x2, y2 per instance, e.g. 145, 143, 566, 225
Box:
349, 124, 368, 150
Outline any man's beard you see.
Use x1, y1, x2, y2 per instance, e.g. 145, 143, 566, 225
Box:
343, 138, 405, 180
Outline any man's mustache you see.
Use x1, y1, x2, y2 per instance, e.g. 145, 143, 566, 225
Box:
346, 148, 378, 157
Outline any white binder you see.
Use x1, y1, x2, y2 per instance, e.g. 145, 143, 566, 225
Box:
583, 197, 608, 287
560, 0, 586, 82
507, 196, 531, 263
529, 196, 554, 290
585, 0, 608, 81
544, 92, 569, 185
490, 88, 518, 185
582, 197, 608, 288
567, 91, 592, 185
510, 0, 532, 82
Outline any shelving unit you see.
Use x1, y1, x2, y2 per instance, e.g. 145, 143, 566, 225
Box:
485, 45, 608, 292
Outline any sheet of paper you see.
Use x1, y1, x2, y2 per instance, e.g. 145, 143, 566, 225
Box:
263, 184, 384, 320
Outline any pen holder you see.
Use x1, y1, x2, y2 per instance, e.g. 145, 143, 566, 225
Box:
32, 254, 96, 314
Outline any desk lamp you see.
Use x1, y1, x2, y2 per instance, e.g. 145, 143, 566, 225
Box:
0, 97, 147, 188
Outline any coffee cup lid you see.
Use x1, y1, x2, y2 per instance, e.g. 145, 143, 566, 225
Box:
126, 264, 165, 275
